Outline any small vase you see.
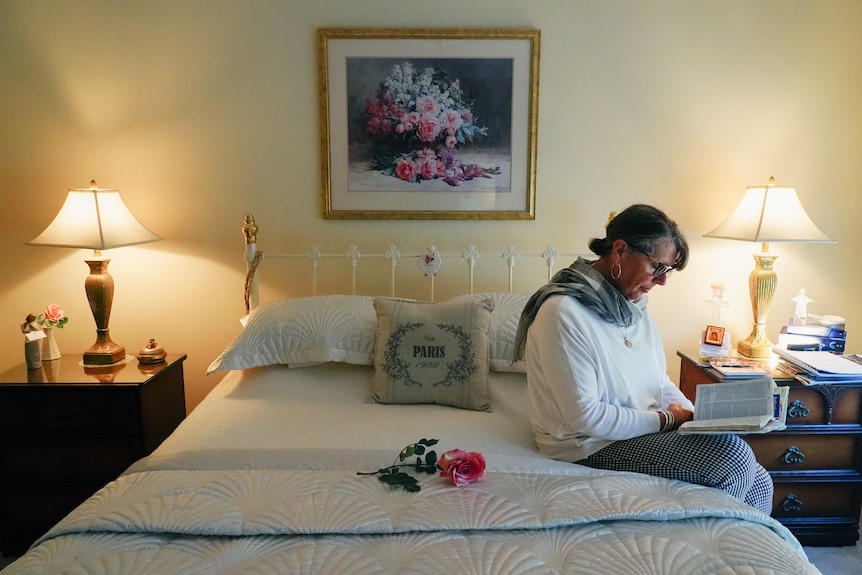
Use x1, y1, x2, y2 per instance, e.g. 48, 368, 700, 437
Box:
42, 326, 61, 361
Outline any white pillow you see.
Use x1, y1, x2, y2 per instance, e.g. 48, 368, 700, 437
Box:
207, 295, 377, 374
446, 292, 528, 373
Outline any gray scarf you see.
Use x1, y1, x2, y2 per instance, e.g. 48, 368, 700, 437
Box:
513, 257, 645, 361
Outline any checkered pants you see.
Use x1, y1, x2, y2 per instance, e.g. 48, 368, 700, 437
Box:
576, 431, 774, 514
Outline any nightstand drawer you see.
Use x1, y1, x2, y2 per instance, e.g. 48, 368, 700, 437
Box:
785, 387, 862, 425
1, 439, 137, 483
772, 482, 860, 518
746, 434, 858, 471
0, 389, 136, 434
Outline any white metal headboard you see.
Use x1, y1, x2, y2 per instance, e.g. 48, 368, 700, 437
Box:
241, 213, 586, 313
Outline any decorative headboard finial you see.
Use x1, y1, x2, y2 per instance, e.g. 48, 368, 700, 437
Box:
242, 213, 258, 245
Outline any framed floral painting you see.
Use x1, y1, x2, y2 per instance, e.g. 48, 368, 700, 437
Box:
318, 28, 540, 220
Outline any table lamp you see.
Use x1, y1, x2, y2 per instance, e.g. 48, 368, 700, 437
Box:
704, 177, 835, 357
27, 181, 162, 365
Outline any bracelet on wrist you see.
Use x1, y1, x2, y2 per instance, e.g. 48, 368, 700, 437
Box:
661, 410, 675, 432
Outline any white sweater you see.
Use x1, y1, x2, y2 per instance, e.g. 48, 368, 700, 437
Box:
525, 294, 693, 462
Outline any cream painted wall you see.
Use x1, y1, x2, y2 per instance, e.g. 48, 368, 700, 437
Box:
2, 0, 860, 412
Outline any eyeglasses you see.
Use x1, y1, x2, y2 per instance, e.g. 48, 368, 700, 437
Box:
629, 245, 677, 278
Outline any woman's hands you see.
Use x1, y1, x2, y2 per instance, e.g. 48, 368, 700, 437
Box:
667, 401, 693, 430
658, 402, 694, 432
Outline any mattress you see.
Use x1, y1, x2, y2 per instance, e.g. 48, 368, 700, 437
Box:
1, 363, 822, 574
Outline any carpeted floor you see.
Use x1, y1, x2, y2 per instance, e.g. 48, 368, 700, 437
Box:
804, 538, 862, 575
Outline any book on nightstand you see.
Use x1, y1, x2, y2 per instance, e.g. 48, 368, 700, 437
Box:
777, 314, 847, 352
707, 358, 773, 379
678, 376, 788, 434
773, 346, 862, 383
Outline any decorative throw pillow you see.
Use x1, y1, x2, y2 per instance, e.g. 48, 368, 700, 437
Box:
369, 298, 494, 410
446, 292, 529, 373
206, 295, 377, 374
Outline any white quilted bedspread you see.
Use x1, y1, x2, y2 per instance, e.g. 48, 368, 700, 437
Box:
4, 465, 820, 575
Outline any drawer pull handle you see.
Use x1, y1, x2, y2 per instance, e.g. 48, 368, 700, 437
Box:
787, 400, 809, 419
782, 494, 804, 513
782, 446, 805, 465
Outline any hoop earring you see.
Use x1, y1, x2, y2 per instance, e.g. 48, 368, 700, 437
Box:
611, 261, 621, 280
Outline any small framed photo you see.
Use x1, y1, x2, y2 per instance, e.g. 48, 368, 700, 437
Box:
703, 325, 726, 346
318, 27, 540, 220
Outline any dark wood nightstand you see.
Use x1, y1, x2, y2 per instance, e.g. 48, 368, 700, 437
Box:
0, 354, 187, 556
677, 349, 862, 546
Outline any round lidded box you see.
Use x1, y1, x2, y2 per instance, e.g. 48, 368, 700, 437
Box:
137, 338, 167, 364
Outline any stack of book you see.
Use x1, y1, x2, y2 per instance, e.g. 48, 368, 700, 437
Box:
773, 346, 862, 384
777, 314, 846, 352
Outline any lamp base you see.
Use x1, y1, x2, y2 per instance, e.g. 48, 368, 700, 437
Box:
736, 332, 774, 358
83, 254, 126, 365
83, 339, 126, 365
737, 247, 778, 359
84, 360, 128, 382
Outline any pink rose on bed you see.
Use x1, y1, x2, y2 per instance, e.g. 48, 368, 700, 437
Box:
438, 449, 485, 486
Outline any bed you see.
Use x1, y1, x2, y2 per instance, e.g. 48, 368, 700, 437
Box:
1, 215, 822, 574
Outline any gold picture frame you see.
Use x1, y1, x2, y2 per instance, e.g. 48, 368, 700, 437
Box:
318, 28, 540, 220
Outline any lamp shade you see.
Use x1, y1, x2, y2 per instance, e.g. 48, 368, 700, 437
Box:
27, 181, 162, 249
704, 177, 834, 243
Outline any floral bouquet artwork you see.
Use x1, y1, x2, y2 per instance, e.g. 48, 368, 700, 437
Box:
360, 62, 500, 187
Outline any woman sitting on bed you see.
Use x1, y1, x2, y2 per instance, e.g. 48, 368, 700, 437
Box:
513, 204, 773, 514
